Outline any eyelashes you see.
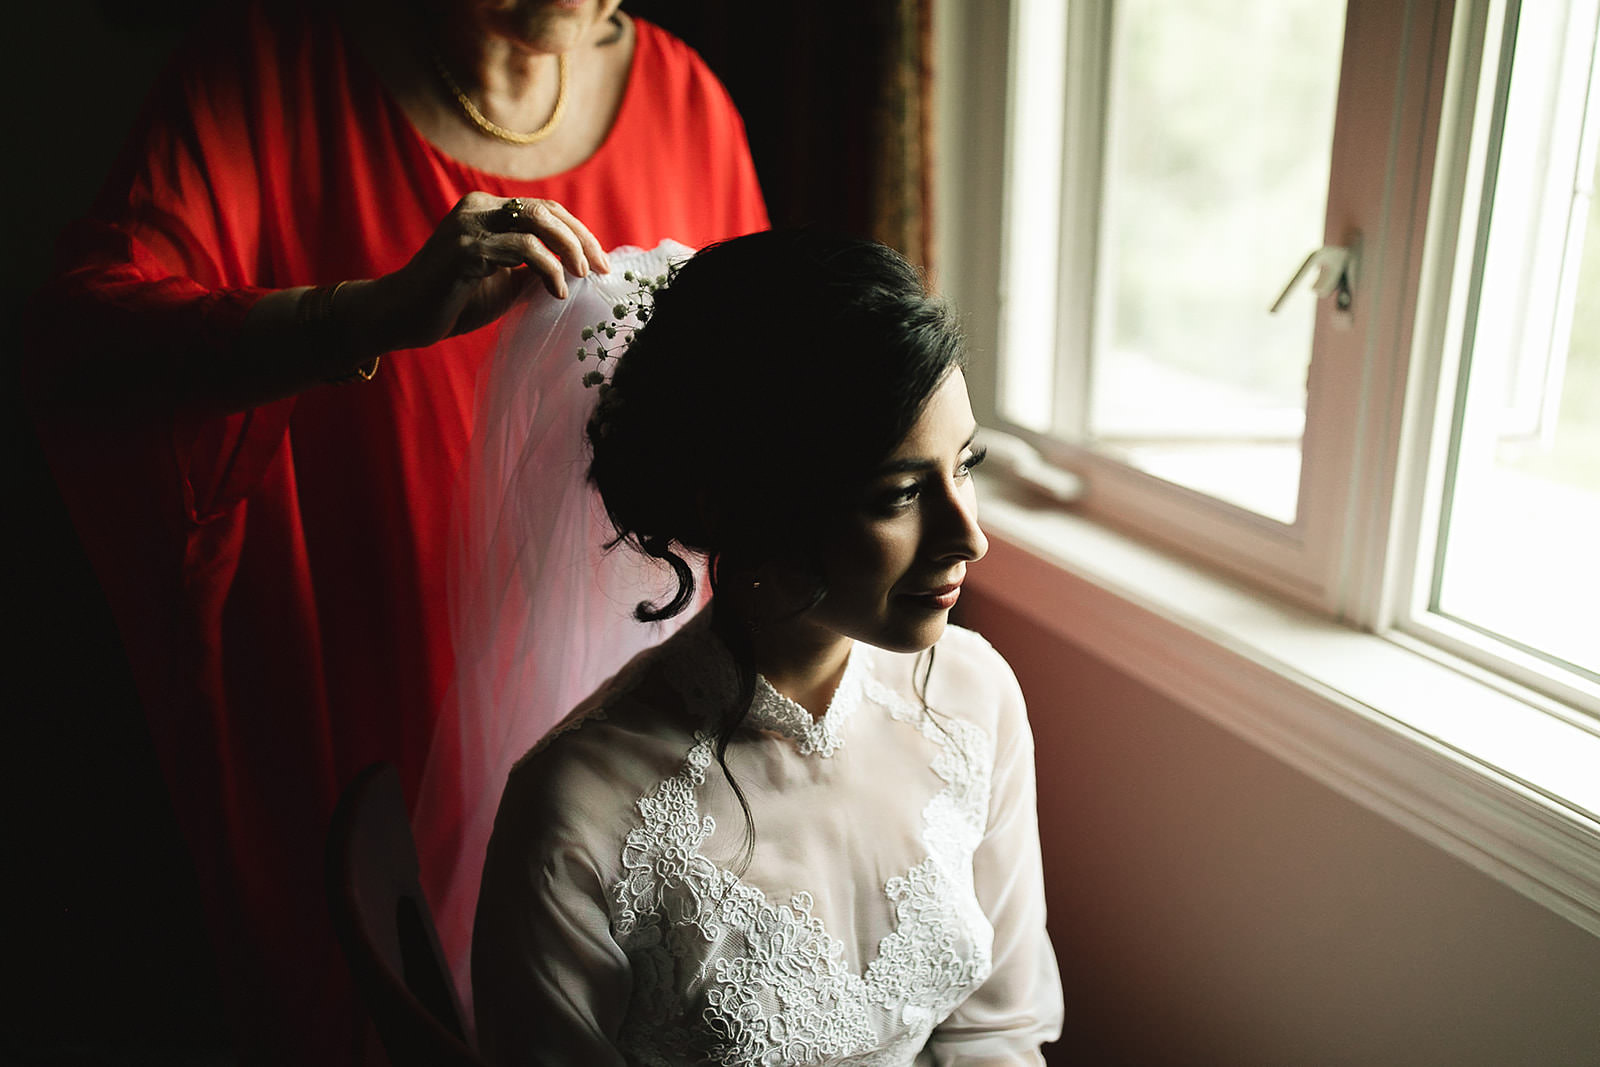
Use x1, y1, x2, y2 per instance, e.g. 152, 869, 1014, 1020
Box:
873, 445, 988, 514
878, 483, 920, 512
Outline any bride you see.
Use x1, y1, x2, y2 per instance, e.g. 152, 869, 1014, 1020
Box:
471, 229, 1063, 1065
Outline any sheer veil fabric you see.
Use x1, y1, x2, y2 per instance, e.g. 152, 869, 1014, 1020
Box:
413, 241, 699, 1004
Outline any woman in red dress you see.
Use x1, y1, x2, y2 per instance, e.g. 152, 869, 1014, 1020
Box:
25, 0, 767, 1061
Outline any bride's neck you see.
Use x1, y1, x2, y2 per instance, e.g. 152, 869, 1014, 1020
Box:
747, 624, 852, 721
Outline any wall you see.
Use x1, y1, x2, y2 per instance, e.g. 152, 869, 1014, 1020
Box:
959, 589, 1600, 1066
3, 4, 234, 1059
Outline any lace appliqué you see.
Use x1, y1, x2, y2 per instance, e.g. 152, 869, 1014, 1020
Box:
662, 621, 861, 758
746, 649, 866, 757
609, 658, 996, 1067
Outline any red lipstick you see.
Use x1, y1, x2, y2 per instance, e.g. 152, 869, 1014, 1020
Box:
905, 581, 962, 610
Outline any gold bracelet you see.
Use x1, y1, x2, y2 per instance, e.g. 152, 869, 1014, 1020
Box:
301, 280, 381, 384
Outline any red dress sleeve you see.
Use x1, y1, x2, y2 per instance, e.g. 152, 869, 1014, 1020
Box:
26, 7, 296, 524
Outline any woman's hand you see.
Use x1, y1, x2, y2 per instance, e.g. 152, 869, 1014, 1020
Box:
347, 193, 612, 354
198, 194, 612, 414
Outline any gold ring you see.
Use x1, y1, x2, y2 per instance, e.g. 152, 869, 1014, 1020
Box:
498, 198, 526, 229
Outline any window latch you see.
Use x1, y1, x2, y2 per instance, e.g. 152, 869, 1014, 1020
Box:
1269, 236, 1359, 316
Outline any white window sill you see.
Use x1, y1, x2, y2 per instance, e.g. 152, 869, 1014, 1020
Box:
971, 471, 1600, 938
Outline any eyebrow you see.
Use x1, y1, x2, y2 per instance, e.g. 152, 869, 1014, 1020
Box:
872, 427, 979, 477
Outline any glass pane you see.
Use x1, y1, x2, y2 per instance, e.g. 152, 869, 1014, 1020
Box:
1089, 0, 1347, 523
1435, 13, 1600, 680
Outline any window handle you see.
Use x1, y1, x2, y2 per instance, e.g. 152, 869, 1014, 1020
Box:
1269, 236, 1359, 315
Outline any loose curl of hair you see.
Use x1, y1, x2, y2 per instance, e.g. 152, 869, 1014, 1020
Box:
585, 229, 966, 864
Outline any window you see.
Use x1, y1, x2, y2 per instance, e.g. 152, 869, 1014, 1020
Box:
1002, 0, 1346, 528
944, 0, 1599, 720
1406, 0, 1600, 708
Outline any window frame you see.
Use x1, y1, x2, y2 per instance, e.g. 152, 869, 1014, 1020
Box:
1381, 0, 1600, 716
977, 0, 1457, 616
945, 0, 1596, 713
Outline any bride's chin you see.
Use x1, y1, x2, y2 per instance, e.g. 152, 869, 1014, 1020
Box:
870, 617, 949, 657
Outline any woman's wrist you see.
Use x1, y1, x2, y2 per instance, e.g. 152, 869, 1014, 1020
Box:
300, 279, 384, 382
191, 281, 394, 414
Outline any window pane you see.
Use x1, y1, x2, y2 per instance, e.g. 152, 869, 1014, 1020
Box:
1089, 0, 1346, 523
1435, 11, 1600, 680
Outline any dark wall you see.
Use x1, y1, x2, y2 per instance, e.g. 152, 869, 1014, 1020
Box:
4, 4, 229, 1061
626, 0, 909, 241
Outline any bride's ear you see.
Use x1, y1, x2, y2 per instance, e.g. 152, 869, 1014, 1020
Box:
762, 557, 827, 618
713, 553, 821, 627
693, 488, 720, 542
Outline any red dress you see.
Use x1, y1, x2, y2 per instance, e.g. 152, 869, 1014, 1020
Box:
26, 2, 766, 1060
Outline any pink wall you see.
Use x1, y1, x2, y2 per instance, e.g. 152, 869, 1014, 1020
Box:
959, 590, 1600, 1066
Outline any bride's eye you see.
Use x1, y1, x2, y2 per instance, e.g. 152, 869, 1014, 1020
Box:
872, 481, 921, 514
956, 445, 989, 478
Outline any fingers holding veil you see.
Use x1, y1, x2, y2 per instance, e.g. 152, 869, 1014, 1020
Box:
479, 195, 611, 300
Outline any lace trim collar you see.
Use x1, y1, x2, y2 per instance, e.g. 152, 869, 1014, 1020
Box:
749, 647, 865, 758
662, 614, 865, 759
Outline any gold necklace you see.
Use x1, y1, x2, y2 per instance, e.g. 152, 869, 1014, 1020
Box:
433, 51, 570, 146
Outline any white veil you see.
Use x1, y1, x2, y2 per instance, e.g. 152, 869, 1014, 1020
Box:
414, 240, 698, 1007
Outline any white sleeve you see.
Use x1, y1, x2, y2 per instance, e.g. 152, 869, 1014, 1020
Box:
472, 761, 632, 1067
927, 655, 1063, 1065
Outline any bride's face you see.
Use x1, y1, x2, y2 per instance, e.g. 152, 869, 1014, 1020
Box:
796, 369, 989, 655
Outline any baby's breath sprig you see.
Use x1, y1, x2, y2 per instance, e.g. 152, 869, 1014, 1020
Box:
575, 269, 669, 389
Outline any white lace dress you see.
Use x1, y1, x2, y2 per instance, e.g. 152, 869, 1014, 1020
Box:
473, 612, 1063, 1066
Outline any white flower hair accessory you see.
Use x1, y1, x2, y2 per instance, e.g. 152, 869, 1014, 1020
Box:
576, 268, 670, 389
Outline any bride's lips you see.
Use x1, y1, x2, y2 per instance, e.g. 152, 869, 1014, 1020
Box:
901, 581, 963, 611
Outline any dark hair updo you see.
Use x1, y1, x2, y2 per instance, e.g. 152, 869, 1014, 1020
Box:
586, 229, 967, 621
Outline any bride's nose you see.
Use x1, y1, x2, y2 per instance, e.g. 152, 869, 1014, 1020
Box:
929, 480, 987, 563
